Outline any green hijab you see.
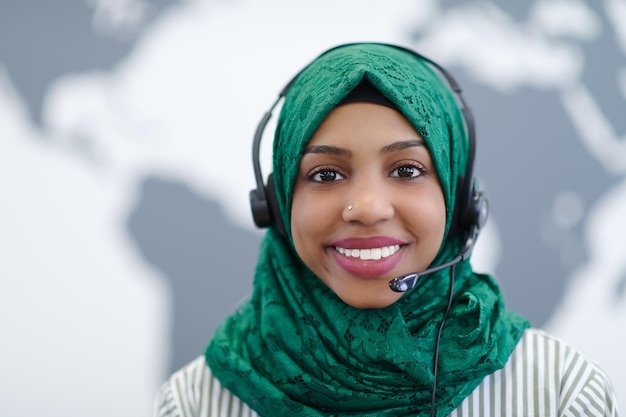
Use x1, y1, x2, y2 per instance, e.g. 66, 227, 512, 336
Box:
206, 43, 529, 416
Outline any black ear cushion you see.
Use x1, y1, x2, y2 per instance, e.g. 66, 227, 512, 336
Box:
453, 175, 489, 234
248, 175, 287, 238
460, 189, 488, 231
452, 176, 471, 236
471, 190, 489, 230
265, 174, 287, 237
249, 186, 272, 228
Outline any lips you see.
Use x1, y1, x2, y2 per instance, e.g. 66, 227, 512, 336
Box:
328, 237, 405, 277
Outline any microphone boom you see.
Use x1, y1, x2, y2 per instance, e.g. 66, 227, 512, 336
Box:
388, 254, 463, 293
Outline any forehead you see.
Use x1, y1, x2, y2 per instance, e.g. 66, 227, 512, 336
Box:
305, 102, 424, 150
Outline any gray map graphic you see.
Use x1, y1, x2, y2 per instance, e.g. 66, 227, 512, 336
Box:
0, 0, 178, 124
127, 177, 260, 371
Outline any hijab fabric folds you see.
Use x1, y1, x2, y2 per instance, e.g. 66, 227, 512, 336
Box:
206, 43, 529, 416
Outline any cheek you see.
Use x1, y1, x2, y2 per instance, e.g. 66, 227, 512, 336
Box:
429, 195, 448, 249
434, 193, 448, 232
290, 186, 330, 256
429, 193, 448, 236
402, 188, 447, 243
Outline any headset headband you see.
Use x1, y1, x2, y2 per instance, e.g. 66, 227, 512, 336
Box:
249, 43, 486, 243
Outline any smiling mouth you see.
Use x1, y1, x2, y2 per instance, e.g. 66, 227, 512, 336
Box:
334, 244, 401, 261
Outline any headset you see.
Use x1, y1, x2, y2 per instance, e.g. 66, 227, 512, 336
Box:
249, 42, 488, 250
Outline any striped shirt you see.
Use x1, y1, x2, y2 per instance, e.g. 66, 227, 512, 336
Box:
154, 329, 620, 416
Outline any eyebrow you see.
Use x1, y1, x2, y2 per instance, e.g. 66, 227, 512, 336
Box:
381, 139, 425, 154
303, 145, 351, 157
302, 139, 425, 157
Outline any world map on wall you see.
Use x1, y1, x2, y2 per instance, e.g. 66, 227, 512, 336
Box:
1, 1, 625, 416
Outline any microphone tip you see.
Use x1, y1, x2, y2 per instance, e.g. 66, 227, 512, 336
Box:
389, 273, 419, 293
389, 279, 409, 293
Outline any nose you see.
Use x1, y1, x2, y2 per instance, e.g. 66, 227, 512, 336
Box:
342, 178, 395, 225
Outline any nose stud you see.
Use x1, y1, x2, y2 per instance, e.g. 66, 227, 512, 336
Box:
347, 204, 353, 211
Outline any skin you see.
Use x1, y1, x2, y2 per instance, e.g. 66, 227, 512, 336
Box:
291, 102, 447, 309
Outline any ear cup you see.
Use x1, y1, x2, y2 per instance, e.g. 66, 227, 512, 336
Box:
249, 186, 272, 229
453, 176, 489, 235
249, 174, 287, 237
454, 183, 489, 259
265, 174, 287, 237
451, 102, 487, 244
470, 189, 489, 231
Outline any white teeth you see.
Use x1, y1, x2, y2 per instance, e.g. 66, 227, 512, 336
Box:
335, 244, 400, 261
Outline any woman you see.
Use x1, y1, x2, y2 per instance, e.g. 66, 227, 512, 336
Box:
154, 43, 619, 416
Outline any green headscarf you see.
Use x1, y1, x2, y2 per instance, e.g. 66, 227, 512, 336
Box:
206, 43, 529, 416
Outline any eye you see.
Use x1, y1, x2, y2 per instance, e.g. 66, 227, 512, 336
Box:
308, 168, 346, 183
391, 163, 426, 179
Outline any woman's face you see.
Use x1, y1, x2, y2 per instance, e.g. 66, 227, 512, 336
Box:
291, 103, 447, 309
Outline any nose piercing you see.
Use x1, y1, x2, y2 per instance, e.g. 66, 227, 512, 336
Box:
347, 204, 353, 211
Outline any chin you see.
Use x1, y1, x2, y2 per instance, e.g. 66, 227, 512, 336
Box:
339, 294, 402, 310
